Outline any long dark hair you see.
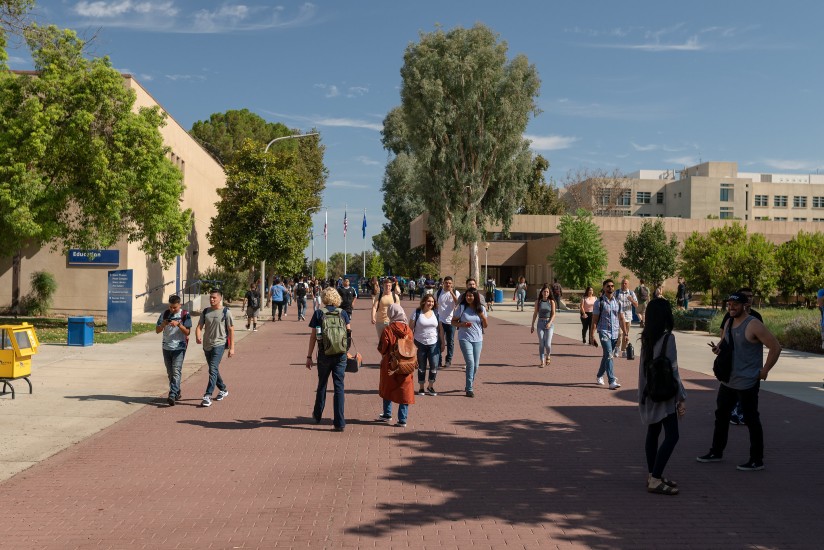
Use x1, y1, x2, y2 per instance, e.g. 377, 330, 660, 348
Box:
641, 298, 674, 367
462, 289, 483, 314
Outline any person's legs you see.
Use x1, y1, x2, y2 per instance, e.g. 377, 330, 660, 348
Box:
441, 322, 455, 367
537, 322, 548, 363
459, 339, 474, 392
468, 340, 482, 389
651, 412, 680, 478
580, 315, 589, 343
163, 349, 175, 393
397, 403, 408, 424
596, 335, 616, 383
297, 297, 306, 320
619, 318, 630, 351
416, 340, 428, 386
738, 383, 764, 461
203, 345, 226, 396
330, 353, 346, 429
426, 342, 439, 384
277, 301, 284, 320
382, 399, 393, 417
546, 324, 554, 360
169, 349, 185, 399
645, 419, 664, 473
710, 383, 739, 456
375, 322, 386, 339
272, 301, 277, 321
313, 359, 333, 421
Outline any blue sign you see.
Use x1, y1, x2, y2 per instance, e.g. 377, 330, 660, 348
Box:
68, 249, 120, 266
107, 270, 133, 333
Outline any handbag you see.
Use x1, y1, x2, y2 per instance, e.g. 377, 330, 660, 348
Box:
346, 338, 362, 373
713, 322, 734, 383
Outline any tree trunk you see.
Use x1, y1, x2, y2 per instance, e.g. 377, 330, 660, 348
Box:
11, 250, 21, 317
469, 241, 479, 283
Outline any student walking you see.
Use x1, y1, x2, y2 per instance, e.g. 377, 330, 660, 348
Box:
436, 276, 460, 368
270, 278, 288, 321
155, 294, 192, 406
453, 289, 488, 397
410, 294, 444, 396
530, 286, 556, 367
376, 304, 416, 427
372, 277, 401, 339
638, 298, 687, 495
513, 276, 528, 311
580, 286, 596, 344
195, 289, 234, 407
590, 279, 622, 390
242, 283, 260, 331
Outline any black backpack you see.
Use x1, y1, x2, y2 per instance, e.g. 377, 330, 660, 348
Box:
295, 282, 307, 297
642, 333, 679, 403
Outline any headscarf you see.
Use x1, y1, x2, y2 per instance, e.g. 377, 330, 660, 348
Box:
387, 303, 408, 324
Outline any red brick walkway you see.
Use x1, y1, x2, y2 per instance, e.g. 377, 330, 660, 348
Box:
0, 299, 821, 549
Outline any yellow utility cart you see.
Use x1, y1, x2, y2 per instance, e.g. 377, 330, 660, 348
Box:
0, 322, 39, 399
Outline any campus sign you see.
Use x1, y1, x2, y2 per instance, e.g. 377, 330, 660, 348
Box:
67, 249, 120, 266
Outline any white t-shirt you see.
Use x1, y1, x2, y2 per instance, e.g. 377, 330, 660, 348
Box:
412, 310, 439, 345
437, 289, 460, 323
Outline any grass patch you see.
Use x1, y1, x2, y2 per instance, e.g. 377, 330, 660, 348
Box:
706, 307, 822, 354
0, 317, 156, 344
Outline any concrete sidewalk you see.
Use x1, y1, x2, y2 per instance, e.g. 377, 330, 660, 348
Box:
0, 298, 821, 548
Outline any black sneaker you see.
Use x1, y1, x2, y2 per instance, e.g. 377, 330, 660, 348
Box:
375, 413, 392, 422
425, 386, 437, 396
333, 426, 345, 432
736, 459, 765, 471
696, 452, 723, 463
466, 390, 474, 398
174, 393, 181, 402
167, 395, 175, 406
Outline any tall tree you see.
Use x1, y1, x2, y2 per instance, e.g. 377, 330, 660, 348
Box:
0, 24, 190, 309
207, 141, 314, 277
619, 219, 679, 286
776, 231, 824, 303
548, 209, 608, 290
397, 23, 540, 282
519, 155, 565, 215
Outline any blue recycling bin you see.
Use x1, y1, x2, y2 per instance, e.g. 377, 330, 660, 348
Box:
493, 289, 504, 303
67, 316, 94, 347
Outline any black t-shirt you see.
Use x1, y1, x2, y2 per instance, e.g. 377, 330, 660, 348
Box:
338, 287, 357, 312
244, 290, 260, 308
677, 283, 686, 300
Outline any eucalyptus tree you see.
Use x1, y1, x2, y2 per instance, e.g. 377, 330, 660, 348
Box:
397, 23, 540, 281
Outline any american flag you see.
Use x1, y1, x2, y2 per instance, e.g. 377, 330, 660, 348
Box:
343, 211, 348, 237
323, 221, 327, 240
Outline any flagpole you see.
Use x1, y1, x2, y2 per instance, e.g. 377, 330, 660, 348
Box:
363, 208, 366, 279
324, 208, 328, 280
344, 204, 348, 276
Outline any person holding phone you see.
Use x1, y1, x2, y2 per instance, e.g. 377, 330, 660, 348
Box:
452, 289, 488, 398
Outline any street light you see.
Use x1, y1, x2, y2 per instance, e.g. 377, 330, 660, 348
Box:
259, 132, 320, 300
484, 242, 490, 284
304, 206, 323, 278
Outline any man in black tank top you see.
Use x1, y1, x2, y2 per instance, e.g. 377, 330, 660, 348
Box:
697, 293, 782, 472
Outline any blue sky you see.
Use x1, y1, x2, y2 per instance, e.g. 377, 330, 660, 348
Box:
9, 1, 824, 259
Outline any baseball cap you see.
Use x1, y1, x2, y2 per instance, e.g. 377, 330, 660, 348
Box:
726, 293, 748, 304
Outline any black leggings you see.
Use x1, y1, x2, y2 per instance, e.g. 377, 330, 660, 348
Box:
581, 312, 593, 342
272, 300, 285, 320
645, 412, 679, 478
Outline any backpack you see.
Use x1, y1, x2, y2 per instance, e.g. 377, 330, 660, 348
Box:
248, 291, 259, 309
162, 309, 190, 347
321, 308, 348, 356
295, 282, 307, 297
389, 332, 418, 376
637, 285, 650, 302
222, 307, 232, 348
642, 333, 679, 403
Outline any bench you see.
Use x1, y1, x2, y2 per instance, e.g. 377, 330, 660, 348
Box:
684, 308, 716, 331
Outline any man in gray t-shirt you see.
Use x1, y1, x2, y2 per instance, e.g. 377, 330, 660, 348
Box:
195, 289, 235, 407
155, 294, 192, 406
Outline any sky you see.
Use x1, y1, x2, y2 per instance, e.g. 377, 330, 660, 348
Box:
8, 1, 824, 261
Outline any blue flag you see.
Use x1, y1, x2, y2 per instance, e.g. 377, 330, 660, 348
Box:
362, 213, 367, 239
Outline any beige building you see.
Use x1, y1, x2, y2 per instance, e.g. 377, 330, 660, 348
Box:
0, 76, 225, 317
411, 161, 824, 290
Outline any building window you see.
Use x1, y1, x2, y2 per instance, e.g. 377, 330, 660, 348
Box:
598, 190, 611, 206
774, 217, 787, 221
720, 207, 734, 220
813, 218, 824, 222
793, 217, 807, 222
656, 192, 664, 204
793, 196, 808, 208
813, 197, 824, 208
720, 189, 733, 202
754, 194, 768, 207
616, 190, 631, 206
774, 195, 788, 207
636, 192, 651, 204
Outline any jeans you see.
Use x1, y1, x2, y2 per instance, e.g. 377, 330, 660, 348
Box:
516, 290, 526, 310
646, 412, 680, 478
554, 296, 561, 310
711, 382, 763, 461
272, 300, 285, 320
416, 340, 439, 384
596, 333, 618, 384
383, 399, 408, 423
314, 352, 347, 429
162, 348, 186, 398
441, 322, 456, 366
537, 319, 554, 361
296, 297, 307, 319
459, 339, 483, 392
203, 345, 227, 396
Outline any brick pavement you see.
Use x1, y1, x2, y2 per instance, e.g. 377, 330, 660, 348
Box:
0, 298, 821, 549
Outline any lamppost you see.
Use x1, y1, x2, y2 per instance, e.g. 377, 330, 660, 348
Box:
259, 132, 319, 298
304, 206, 322, 278
484, 242, 490, 284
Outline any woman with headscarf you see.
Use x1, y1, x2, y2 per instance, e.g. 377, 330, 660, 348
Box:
375, 303, 416, 427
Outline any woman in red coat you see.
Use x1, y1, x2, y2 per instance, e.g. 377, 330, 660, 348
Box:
376, 303, 416, 427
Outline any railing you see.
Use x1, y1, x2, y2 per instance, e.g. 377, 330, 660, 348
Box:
134, 280, 175, 299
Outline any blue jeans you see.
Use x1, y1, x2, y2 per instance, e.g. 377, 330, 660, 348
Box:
296, 297, 307, 319
516, 290, 526, 309
162, 348, 186, 398
459, 339, 483, 392
441, 322, 456, 365
314, 352, 346, 429
537, 319, 554, 361
203, 345, 227, 396
416, 340, 439, 384
383, 399, 408, 423
596, 334, 618, 384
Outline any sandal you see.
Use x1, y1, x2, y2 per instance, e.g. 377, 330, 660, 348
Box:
648, 474, 678, 488
647, 480, 679, 495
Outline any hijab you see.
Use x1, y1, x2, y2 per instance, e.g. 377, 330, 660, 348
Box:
387, 303, 408, 324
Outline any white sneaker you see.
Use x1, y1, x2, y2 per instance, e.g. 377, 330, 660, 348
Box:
201, 395, 212, 407
216, 390, 229, 401
609, 381, 622, 390
596, 376, 605, 385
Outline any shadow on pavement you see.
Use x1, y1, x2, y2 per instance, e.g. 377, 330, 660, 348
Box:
64, 394, 162, 405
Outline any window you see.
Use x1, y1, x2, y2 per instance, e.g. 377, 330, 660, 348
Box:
754, 194, 768, 207
793, 217, 807, 222
617, 190, 630, 206
793, 196, 808, 208
720, 206, 734, 220
774, 217, 787, 221
813, 197, 824, 208
813, 218, 824, 222
720, 183, 734, 202
656, 192, 664, 204
774, 195, 788, 207
636, 192, 651, 204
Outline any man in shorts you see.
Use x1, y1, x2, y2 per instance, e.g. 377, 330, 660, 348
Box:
613, 278, 638, 358
242, 283, 260, 331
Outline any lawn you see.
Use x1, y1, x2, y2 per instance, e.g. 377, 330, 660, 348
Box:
0, 317, 156, 344
704, 307, 822, 354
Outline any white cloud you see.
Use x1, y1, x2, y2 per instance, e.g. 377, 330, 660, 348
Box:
631, 142, 658, 152
665, 156, 699, 166
762, 158, 823, 171
264, 111, 382, 131
74, 1, 177, 18
525, 134, 578, 151
355, 156, 380, 166
165, 73, 206, 81
325, 85, 339, 98
346, 86, 369, 98
328, 180, 369, 189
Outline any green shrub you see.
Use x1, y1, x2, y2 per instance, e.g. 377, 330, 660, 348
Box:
566, 294, 581, 304
22, 271, 58, 316
778, 317, 821, 354
197, 267, 247, 302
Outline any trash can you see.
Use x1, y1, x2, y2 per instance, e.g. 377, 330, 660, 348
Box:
493, 289, 504, 303
67, 316, 94, 347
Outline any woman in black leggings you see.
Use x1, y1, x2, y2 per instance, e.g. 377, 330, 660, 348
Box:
579, 286, 596, 344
